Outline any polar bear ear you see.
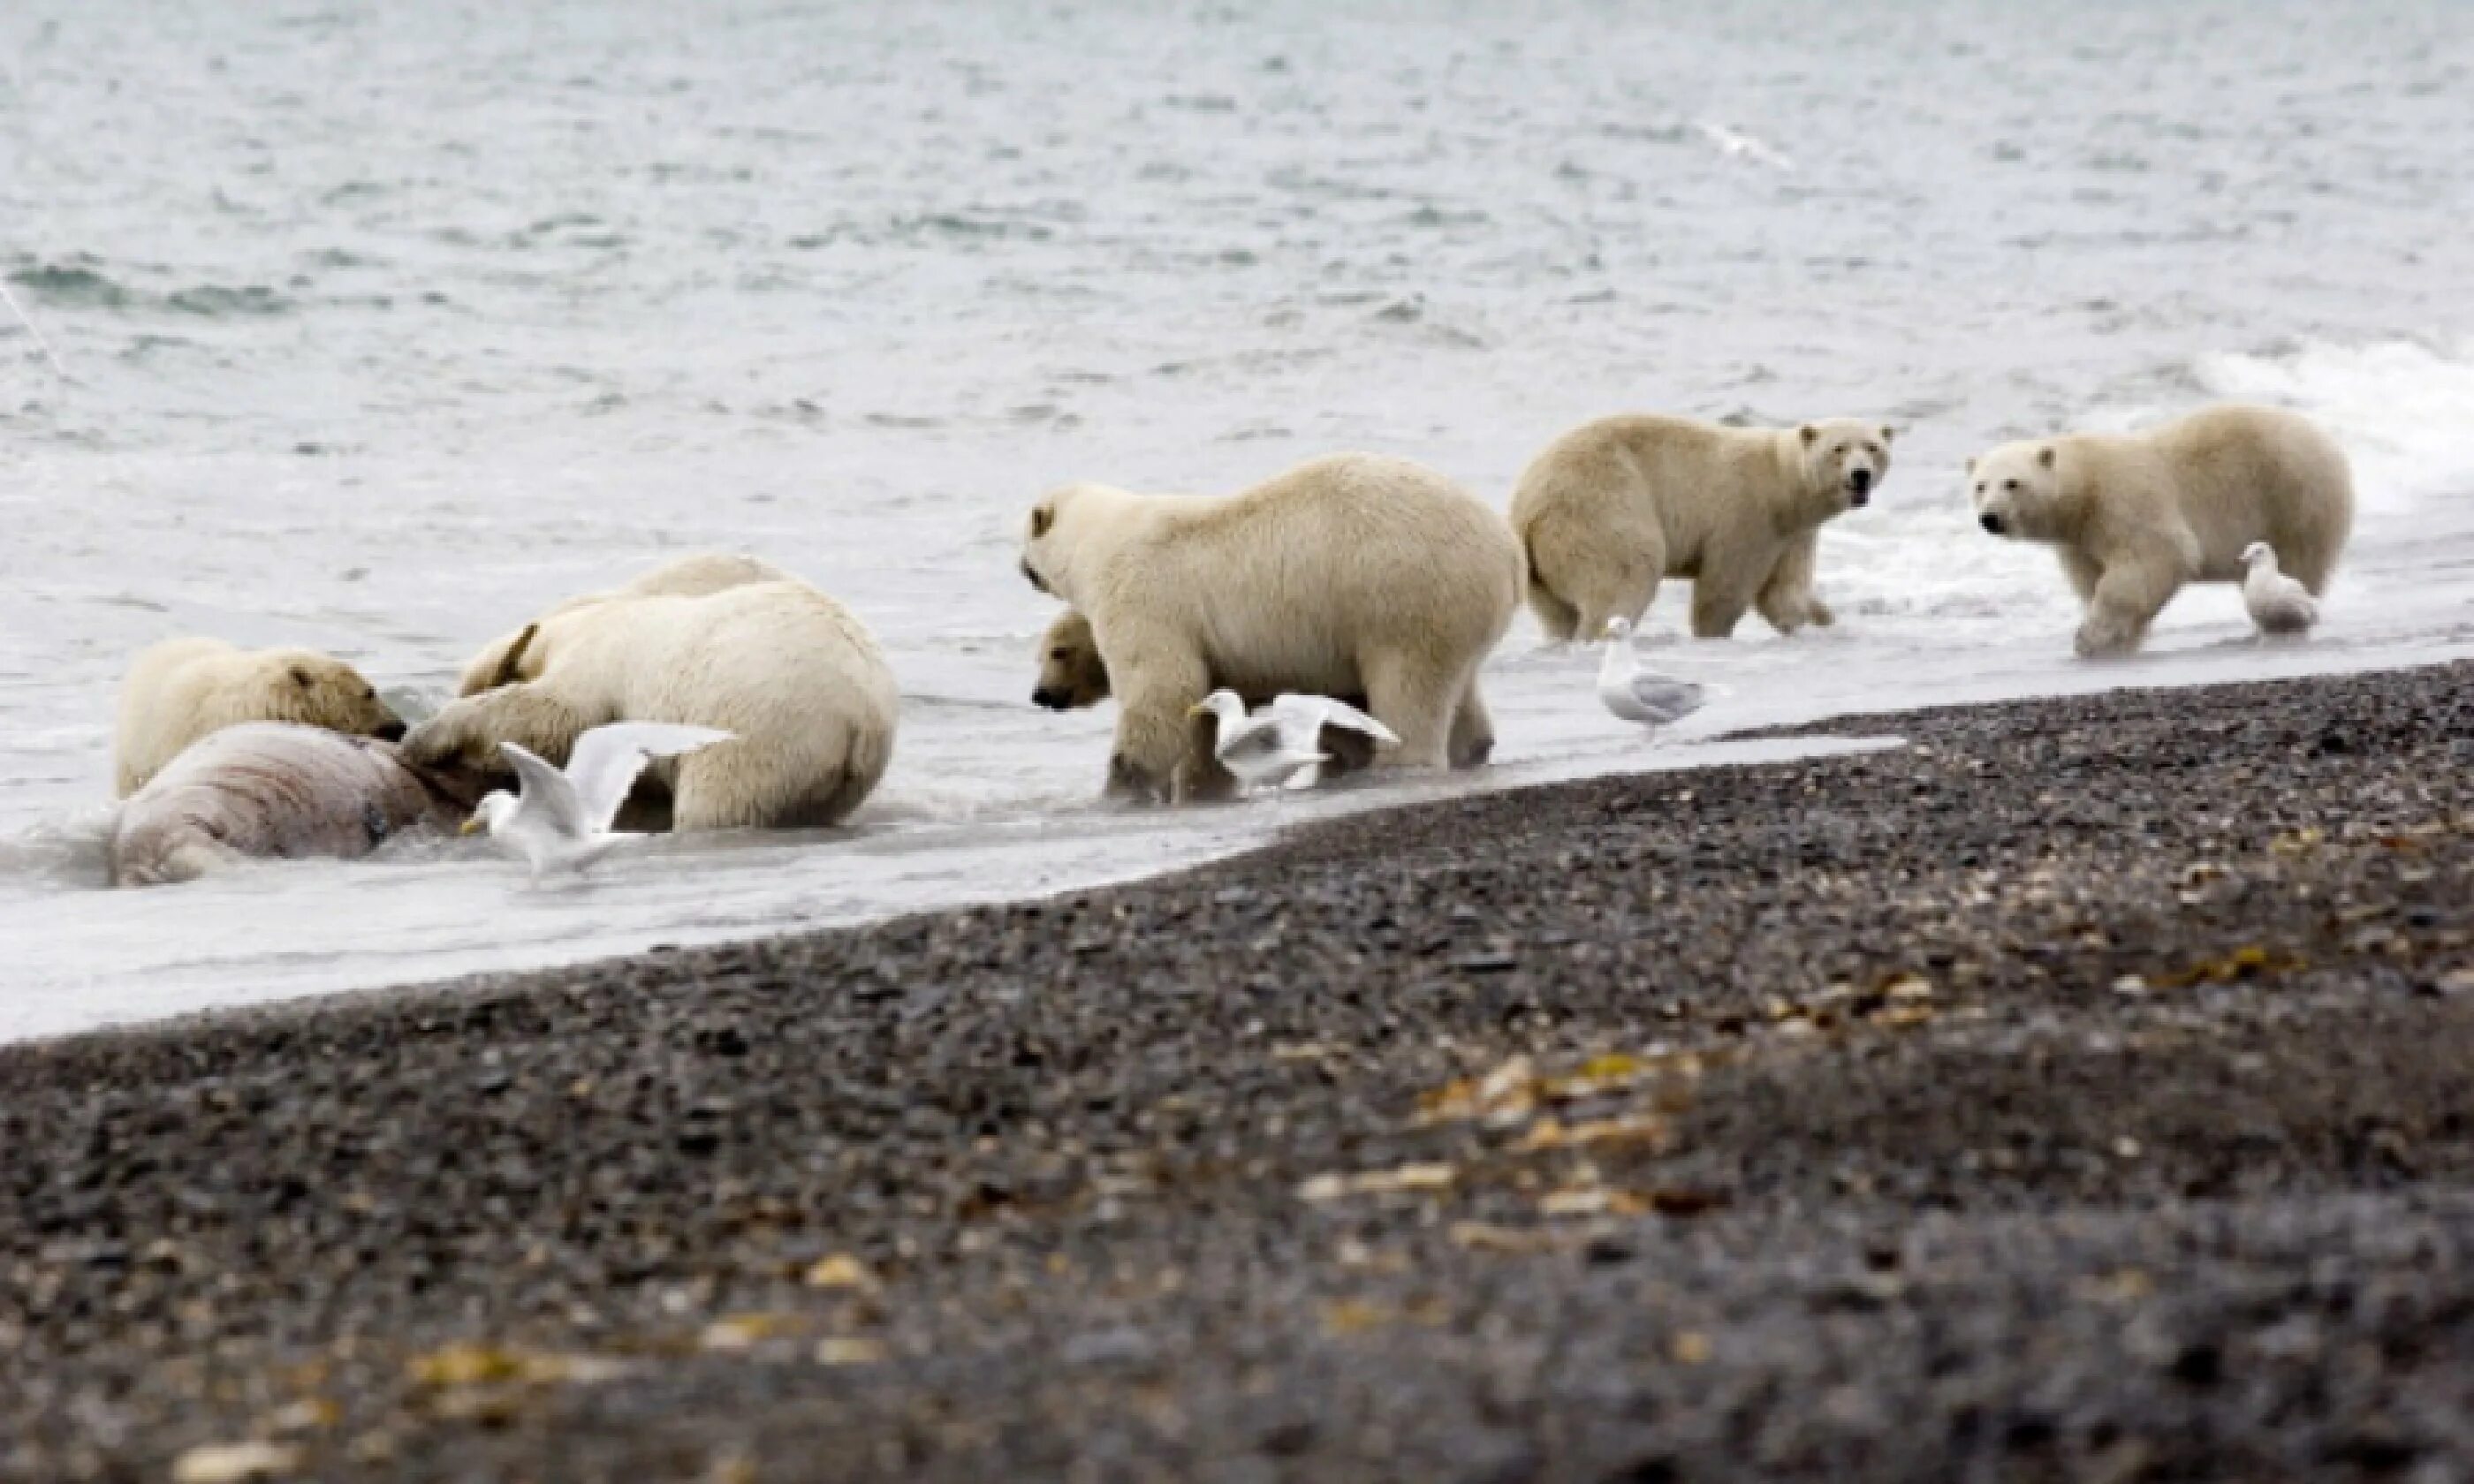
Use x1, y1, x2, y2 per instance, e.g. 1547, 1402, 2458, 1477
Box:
486, 624, 540, 691
1029, 503, 1055, 539
2038, 446, 2057, 470
1798, 424, 1818, 446
289, 662, 315, 688
1964, 456, 1977, 475
1878, 425, 1895, 443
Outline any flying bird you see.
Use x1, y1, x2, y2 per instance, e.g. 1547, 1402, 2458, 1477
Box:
1188, 690, 1400, 793
464, 721, 734, 878
1596, 617, 1709, 729
2241, 541, 2319, 639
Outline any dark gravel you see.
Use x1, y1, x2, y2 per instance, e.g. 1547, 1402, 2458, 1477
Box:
6, 661, 2474, 1482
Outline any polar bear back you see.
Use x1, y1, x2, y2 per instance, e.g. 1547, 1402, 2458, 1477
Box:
1071, 453, 1522, 696
113, 638, 401, 799
2121, 405, 2355, 584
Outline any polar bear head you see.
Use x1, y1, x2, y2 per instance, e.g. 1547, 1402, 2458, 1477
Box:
1795, 420, 1895, 513
1967, 441, 2068, 541
1020, 481, 1138, 605
257, 648, 405, 742
1030, 610, 1110, 710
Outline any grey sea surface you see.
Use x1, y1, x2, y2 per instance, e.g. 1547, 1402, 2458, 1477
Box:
2, 0, 2470, 1040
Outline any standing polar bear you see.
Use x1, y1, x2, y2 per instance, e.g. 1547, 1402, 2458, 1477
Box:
1510, 414, 1893, 641
405, 576, 898, 830
114, 638, 404, 798
1969, 404, 2354, 657
1019, 453, 1522, 802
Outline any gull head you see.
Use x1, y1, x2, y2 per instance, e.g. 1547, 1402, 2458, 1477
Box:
1187, 689, 1249, 724
463, 791, 518, 837
2241, 541, 2276, 571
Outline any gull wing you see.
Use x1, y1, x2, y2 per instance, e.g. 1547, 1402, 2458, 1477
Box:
1625, 676, 1708, 726
1211, 708, 1284, 766
564, 723, 735, 836
500, 742, 590, 838
1271, 693, 1400, 749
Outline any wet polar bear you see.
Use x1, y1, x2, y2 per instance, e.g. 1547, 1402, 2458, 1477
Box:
456, 552, 793, 696
1019, 453, 1522, 803
405, 579, 898, 830
114, 638, 404, 798
1510, 415, 1892, 641
1969, 404, 2354, 657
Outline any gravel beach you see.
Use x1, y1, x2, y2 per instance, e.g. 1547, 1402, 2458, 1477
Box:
6, 661, 2474, 1482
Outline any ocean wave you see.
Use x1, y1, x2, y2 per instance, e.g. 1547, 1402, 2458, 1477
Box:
2197, 338, 2474, 508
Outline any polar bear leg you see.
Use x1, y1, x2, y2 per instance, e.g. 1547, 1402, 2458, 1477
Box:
1357, 649, 1462, 769
1754, 533, 1832, 633
1447, 685, 1495, 768
2058, 549, 2104, 606
1529, 504, 1664, 646
1689, 550, 1765, 640
1106, 638, 1211, 803
2075, 558, 2182, 657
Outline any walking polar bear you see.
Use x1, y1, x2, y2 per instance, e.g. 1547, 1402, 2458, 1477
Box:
1510, 415, 1892, 642
1019, 453, 1522, 803
114, 638, 404, 798
1969, 404, 2354, 657
405, 563, 898, 830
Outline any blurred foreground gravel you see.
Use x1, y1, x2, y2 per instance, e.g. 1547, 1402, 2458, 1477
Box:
5, 662, 2473, 1482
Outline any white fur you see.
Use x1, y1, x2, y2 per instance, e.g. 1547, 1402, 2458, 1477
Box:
1511, 414, 1892, 641
457, 553, 793, 696
1969, 404, 2354, 657
113, 638, 400, 799
1020, 452, 1522, 802
406, 580, 898, 830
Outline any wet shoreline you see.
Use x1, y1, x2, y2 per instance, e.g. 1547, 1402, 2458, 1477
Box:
6, 660, 2473, 1480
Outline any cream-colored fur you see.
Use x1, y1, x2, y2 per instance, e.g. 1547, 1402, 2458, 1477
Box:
405, 580, 898, 830
1510, 415, 1892, 641
1969, 404, 2355, 657
113, 639, 401, 799
1020, 453, 1521, 802
1029, 610, 1115, 712
457, 553, 793, 696
1027, 606, 1493, 772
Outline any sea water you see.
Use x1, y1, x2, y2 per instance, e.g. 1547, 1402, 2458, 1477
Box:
4, 0, 2471, 1041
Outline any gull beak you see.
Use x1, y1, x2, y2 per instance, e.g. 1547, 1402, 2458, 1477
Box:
1186, 703, 1209, 719
459, 815, 483, 836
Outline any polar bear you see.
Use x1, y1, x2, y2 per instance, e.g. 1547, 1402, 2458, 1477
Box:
1019, 453, 1520, 802
1969, 404, 2354, 657
404, 579, 898, 830
1510, 415, 1892, 641
1028, 610, 1114, 713
458, 552, 793, 695
114, 638, 404, 798
1028, 606, 1489, 775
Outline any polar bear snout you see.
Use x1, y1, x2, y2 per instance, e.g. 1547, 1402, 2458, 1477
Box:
1020, 559, 1050, 595
1848, 466, 1875, 504
374, 717, 407, 743
1031, 685, 1072, 711
1980, 511, 2007, 535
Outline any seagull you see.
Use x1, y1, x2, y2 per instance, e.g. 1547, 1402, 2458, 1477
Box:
1597, 617, 1708, 728
1188, 690, 1400, 792
2241, 541, 2319, 639
463, 722, 733, 877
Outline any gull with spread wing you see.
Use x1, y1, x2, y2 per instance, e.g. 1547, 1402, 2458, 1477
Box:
464, 722, 734, 878
1188, 690, 1400, 794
